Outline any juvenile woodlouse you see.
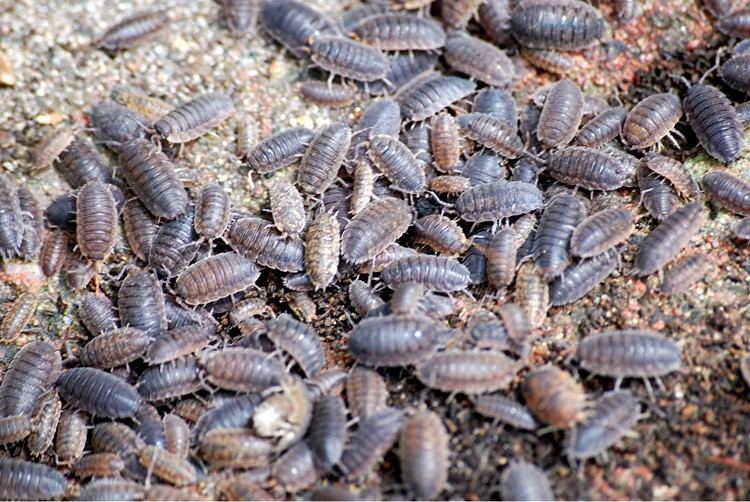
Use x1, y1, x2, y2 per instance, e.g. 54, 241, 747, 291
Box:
76, 180, 117, 262
683, 83, 745, 163
38, 230, 67, 278
146, 324, 213, 365
339, 407, 405, 480
176, 252, 259, 305
259, 0, 335, 58
200, 428, 273, 469
154, 92, 234, 144
55, 410, 88, 464
537, 79, 584, 148
95, 9, 168, 51
458, 113, 524, 158
369, 51, 440, 96
352, 12, 446, 51
79, 327, 151, 369
702, 171, 750, 216
500, 460, 554, 501
122, 199, 159, 262
637, 166, 679, 221
546, 147, 628, 190
399, 410, 449, 499
246, 127, 314, 174
574, 106, 627, 148
549, 250, 619, 305
522, 365, 586, 428
456, 181, 543, 222
570, 207, 634, 258
397, 72, 476, 122
430, 112, 461, 173
444, 33, 514, 87
472, 394, 539, 430
416, 350, 516, 394
368, 134, 426, 194
431, 174, 472, 194
57, 367, 141, 418
310, 36, 389, 82
299, 122, 352, 195
203, 347, 284, 392
194, 182, 231, 241
1, 291, 39, 341
305, 209, 340, 290
31, 124, 77, 171
341, 197, 412, 265
28, 391, 61, 457
415, 214, 469, 256
621, 93, 682, 149
110, 84, 173, 122
509, 0, 605, 50
381, 254, 470, 292
229, 217, 305, 272
0, 458, 67, 501
118, 268, 167, 337
307, 395, 347, 469
300, 81, 359, 108
642, 153, 699, 199
632, 202, 704, 276
519, 47, 574, 76
0, 341, 61, 417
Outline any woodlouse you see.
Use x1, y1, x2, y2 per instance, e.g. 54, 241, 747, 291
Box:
0, 341, 61, 417
154, 92, 234, 144
73, 453, 125, 479
441, 0, 483, 28
632, 202, 704, 276
478, 0, 512, 46
39, 229, 68, 277
341, 197, 412, 265
138, 445, 197, 487
55, 136, 112, 189
194, 182, 231, 241
472, 88, 516, 128
310, 36, 389, 82
346, 367, 388, 419
305, 209, 340, 290
149, 205, 199, 278
32, 124, 78, 174
176, 252, 259, 305
399, 410, 449, 499
272, 441, 318, 493
352, 12, 446, 51
246, 127, 314, 174
57, 367, 141, 418
381, 254, 470, 292
397, 72, 476, 122
76, 180, 117, 262
79, 327, 151, 369
456, 181, 543, 222
546, 147, 628, 190
110, 84, 173, 122
78, 479, 145, 501
509, 0, 605, 50
17, 187, 43, 260
416, 350, 516, 393
88, 102, 150, 151
0, 459, 67, 501
500, 460, 554, 501
537, 79, 584, 148
683, 83, 745, 163
307, 395, 347, 469
716, 7, 750, 38
146, 324, 213, 365
431, 174, 472, 194
702, 171, 750, 216
661, 253, 710, 294
266, 314, 326, 377
472, 394, 539, 430
462, 151, 505, 186
414, 214, 469, 256
339, 407, 405, 480
95, 9, 168, 51
118, 268, 167, 337
368, 134, 426, 194
122, 199, 159, 262
549, 250, 619, 306
202, 347, 284, 392
267, 180, 305, 238
200, 428, 273, 468
430, 112, 461, 173
55, 410, 88, 464
28, 392, 62, 457
349, 279, 386, 318
574, 106, 627, 148
119, 138, 188, 220
457, 113, 524, 158
570, 207, 634, 258
519, 47, 574, 76
522, 365, 586, 428
369, 51, 440, 96
0, 173, 23, 256
64, 253, 96, 290
721, 53, 750, 94
300, 81, 358, 108
734, 216, 750, 239
137, 356, 203, 402
0, 415, 32, 445
252, 375, 312, 449
621, 93, 682, 149
299, 122, 352, 195
444, 33, 514, 87
533, 193, 586, 278
1, 291, 39, 341
637, 166, 679, 221
229, 217, 305, 272
259, 0, 335, 58
190, 394, 261, 444
350, 159, 375, 215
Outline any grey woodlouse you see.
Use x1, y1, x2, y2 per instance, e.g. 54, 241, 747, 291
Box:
533, 192, 586, 278
57, 367, 141, 418
368, 134, 426, 194
88, 102, 150, 152
566, 390, 642, 461
136, 403, 167, 447
272, 441, 318, 493
353, 98, 401, 150
91, 422, 145, 458
522, 365, 586, 428
716, 7, 750, 38
397, 72, 476, 122
299, 122, 352, 195
519, 47, 574, 76
39, 229, 68, 278
1, 291, 39, 341
95, 9, 169, 51
661, 253, 710, 294
305, 367, 347, 401
341, 197, 412, 265
137, 357, 203, 402
194, 182, 231, 241
570, 207, 634, 258
621, 93, 682, 149
55, 136, 112, 189
229, 217, 305, 272
473, 88, 516, 128
305, 209, 341, 290
28, 391, 62, 457
122, 199, 159, 262
430, 112, 461, 173
175, 252, 259, 305
300, 81, 359, 108
637, 166, 679, 221
348, 314, 454, 366
118, 268, 167, 337
537, 79, 584, 148
146, 324, 213, 365
307, 395, 347, 469
632, 202, 704, 276
0, 341, 61, 417
154, 92, 234, 144
399, 410, 449, 499
17, 187, 43, 260
683, 83, 745, 163
471, 394, 539, 430
577, 330, 682, 383
478, 0, 512, 46
79, 327, 152, 369
149, 205, 199, 278
246, 127, 314, 174
119, 138, 188, 220
574, 106, 627, 148
352, 12, 446, 51
350, 159, 375, 215
190, 394, 261, 444
266, 314, 326, 377
55, 410, 88, 464
0, 458, 67, 501
414, 214, 469, 256
369, 51, 440, 96
546, 147, 628, 190
416, 350, 516, 394
138, 445, 197, 487
456, 181, 543, 222
720, 53, 750, 94
339, 407, 405, 481
310, 36, 389, 82
509, 0, 605, 50
202, 347, 284, 392
462, 151, 506, 186
349, 279, 386, 317
444, 33, 515, 87
500, 460, 554, 501
259, 0, 335, 58
268, 180, 306, 238
643, 153, 699, 199
457, 113, 524, 159
381, 254, 471, 292
549, 249, 619, 306
76, 180, 118, 262
73, 453, 125, 479
0, 415, 32, 445
702, 171, 750, 216
78, 479, 146, 501
0, 173, 23, 256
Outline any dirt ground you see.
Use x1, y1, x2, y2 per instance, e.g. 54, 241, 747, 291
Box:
0, 0, 749, 500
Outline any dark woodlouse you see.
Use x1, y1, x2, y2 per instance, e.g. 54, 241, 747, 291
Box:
416, 350, 516, 394
246, 127, 314, 174
310, 36, 389, 82
509, 0, 605, 50
458, 113, 524, 158
1, 291, 40, 341
444, 33, 514, 87
39, 229, 68, 277
272, 441, 318, 493
78, 479, 146, 501
368, 51, 440, 96
119, 138, 188, 219
574, 106, 627, 148
519, 47, 574, 76
702, 171, 750, 216
523, 365, 586, 428
537, 79, 584, 148
734, 216, 750, 239
341, 197, 412, 265
546, 147, 628, 190
642, 153, 699, 199
88, 102, 150, 152
229, 217, 305, 272
349, 279, 386, 317
637, 166, 679, 221
79, 327, 151, 368
462, 151, 505, 186
382, 254, 470, 293
305, 209, 340, 290
0, 341, 61, 417
549, 250, 619, 306
720, 54, 750, 94
348, 314, 454, 367
203, 347, 283, 392
190, 395, 260, 444
368, 134, 426, 194
138, 445, 197, 487
0, 415, 32, 445
55, 137, 112, 188
55, 410, 88, 464
716, 7, 750, 38
621, 93, 682, 149
0, 173, 23, 256
122, 199, 159, 262
472, 394, 539, 430
176, 252, 259, 305
339, 407, 405, 480
397, 72, 476, 122
259, 0, 335, 58
194, 182, 231, 240
299, 122, 352, 194
118, 268, 167, 337
148, 205, 199, 277
95, 9, 168, 51
430, 112, 461, 173
352, 13, 446, 51
57, 367, 141, 418
500, 460, 554, 501
660, 253, 710, 295
0, 458, 67, 501
300, 81, 359, 108
76, 180, 117, 262
146, 325, 213, 365
414, 214, 469, 256
307, 395, 347, 469
473, 88, 516, 128
683, 84, 744, 163
136, 404, 168, 448
456, 181, 543, 222
155, 92, 233, 144
28, 391, 62, 457
64, 253, 96, 290
401, 121, 432, 170
91, 422, 145, 458
478, 0, 512, 46
266, 314, 326, 377
632, 202, 704, 276
399, 410, 449, 499
137, 357, 203, 402
570, 207, 634, 258
533, 193, 586, 278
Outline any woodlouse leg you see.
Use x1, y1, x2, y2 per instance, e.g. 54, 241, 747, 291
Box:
614, 376, 623, 390
643, 378, 656, 401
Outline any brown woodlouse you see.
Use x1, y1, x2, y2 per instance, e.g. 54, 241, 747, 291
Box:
574, 106, 627, 148
683, 83, 745, 163
500, 460, 554, 501
266, 314, 326, 377
430, 112, 461, 173
549, 249, 619, 306
300, 81, 359, 108
0, 173, 23, 256
382, 254, 470, 292
346, 367, 388, 420
537, 79, 584, 148
472, 394, 539, 430
55, 410, 88, 464
79, 327, 151, 369
397, 72, 476, 122
95, 9, 168, 51
57, 367, 141, 418
28, 391, 62, 457
78, 479, 146, 501
1, 291, 39, 341
229, 217, 305, 272
570, 207, 634, 258
0, 459, 68, 501
118, 268, 167, 337
110, 84, 173, 122
175, 252, 259, 305
0, 415, 32, 445
458, 112, 524, 158
441, 0, 483, 28
509, 0, 605, 50
339, 407, 405, 480
155, 92, 233, 144
162, 414, 189, 458
350, 159, 375, 215
523, 365, 586, 428
310, 36, 389, 82
519, 47, 574, 76
307, 395, 347, 468
632, 202, 704, 276
138, 445, 197, 487
305, 209, 340, 290
76, 180, 117, 262
660, 253, 710, 294
299, 122, 352, 195
352, 12, 446, 51
194, 182, 231, 241
416, 350, 516, 394
577, 330, 682, 386
91, 422, 145, 458
64, 253, 96, 290
399, 410, 449, 499
702, 171, 750, 216
444, 33, 514, 87
38, 229, 68, 277
341, 197, 412, 265
31, 124, 77, 171
637, 166, 679, 221
146, 324, 213, 365
348, 314, 454, 367
200, 428, 273, 469
202, 347, 283, 392
0, 341, 61, 417
621, 93, 682, 149
533, 193, 586, 278
368, 134, 426, 194
119, 138, 188, 220
515, 262, 549, 329
431, 174, 472, 194
456, 181, 543, 222
414, 214, 469, 256
546, 147, 628, 190
73, 453, 125, 479
259, 0, 335, 58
